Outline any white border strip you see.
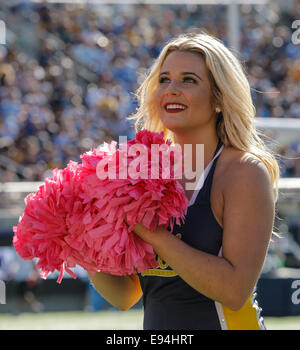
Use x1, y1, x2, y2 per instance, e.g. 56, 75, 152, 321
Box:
189, 145, 224, 207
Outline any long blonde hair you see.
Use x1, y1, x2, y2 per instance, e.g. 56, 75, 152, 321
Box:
128, 31, 280, 200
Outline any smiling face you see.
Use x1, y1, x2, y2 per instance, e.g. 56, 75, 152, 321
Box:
154, 50, 217, 135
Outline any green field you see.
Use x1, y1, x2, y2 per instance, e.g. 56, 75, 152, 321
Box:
0, 310, 299, 330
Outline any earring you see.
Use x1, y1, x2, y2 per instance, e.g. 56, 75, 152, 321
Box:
216, 107, 221, 113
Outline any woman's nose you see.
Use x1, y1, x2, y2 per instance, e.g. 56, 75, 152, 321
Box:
165, 81, 181, 95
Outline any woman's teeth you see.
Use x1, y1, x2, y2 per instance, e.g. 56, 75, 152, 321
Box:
165, 104, 187, 112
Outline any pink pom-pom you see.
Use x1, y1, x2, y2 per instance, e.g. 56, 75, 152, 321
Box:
13, 130, 188, 282
13, 160, 87, 283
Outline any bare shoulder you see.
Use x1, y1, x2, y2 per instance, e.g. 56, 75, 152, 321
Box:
220, 147, 272, 196
211, 146, 274, 229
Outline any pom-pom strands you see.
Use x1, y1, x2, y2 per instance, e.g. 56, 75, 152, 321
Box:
13, 130, 188, 283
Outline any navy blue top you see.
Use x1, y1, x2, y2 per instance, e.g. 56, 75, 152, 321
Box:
138, 139, 224, 330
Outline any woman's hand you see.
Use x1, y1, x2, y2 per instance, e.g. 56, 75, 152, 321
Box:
131, 222, 152, 240
125, 216, 169, 247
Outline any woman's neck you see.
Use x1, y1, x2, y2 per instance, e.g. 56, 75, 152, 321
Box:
174, 129, 219, 173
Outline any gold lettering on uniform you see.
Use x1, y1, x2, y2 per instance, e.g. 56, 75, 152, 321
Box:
141, 233, 182, 277
157, 255, 168, 269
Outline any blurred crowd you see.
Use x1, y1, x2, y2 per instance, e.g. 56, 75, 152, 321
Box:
0, 1, 300, 182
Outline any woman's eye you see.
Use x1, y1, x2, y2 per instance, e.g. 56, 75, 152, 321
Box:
183, 77, 197, 83
159, 77, 169, 83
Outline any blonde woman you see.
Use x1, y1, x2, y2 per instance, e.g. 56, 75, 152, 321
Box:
89, 32, 280, 330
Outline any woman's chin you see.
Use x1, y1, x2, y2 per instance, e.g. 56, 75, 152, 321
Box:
160, 116, 186, 132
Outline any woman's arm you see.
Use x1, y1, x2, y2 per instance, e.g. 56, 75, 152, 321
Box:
132, 158, 275, 311
88, 272, 142, 311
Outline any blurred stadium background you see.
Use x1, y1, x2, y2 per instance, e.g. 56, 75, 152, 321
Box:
0, 0, 300, 330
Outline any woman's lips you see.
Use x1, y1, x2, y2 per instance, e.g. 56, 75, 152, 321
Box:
164, 103, 188, 113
